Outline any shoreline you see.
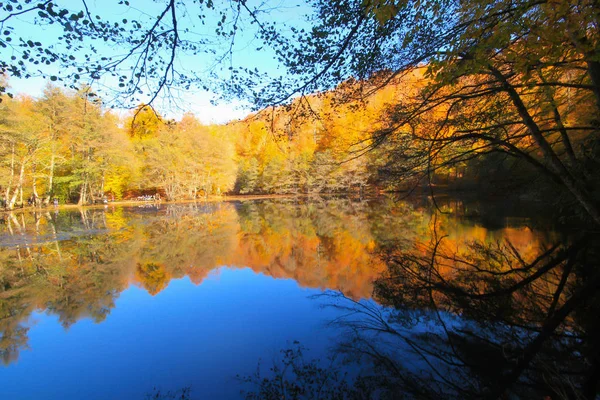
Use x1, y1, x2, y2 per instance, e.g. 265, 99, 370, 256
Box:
0, 193, 369, 214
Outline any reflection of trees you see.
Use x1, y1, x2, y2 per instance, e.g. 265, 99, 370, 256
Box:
0, 198, 559, 373
135, 203, 239, 285
321, 225, 599, 399
234, 199, 388, 299
135, 263, 169, 296
0, 307, 30, 366
240, 342, 354, 400
0, 209, 136, 363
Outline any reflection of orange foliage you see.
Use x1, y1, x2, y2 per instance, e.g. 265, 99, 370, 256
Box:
134, 262, 170, 296
120, 203, 555, 300
499, 227, 541, 262
0, 202, 556, 308
186, 266, 212, 285
232, 225, 386, 299
388, 217, 565, 319
445, 223, 550, 264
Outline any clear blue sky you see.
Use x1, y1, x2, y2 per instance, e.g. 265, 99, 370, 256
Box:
0, 0, 312, 123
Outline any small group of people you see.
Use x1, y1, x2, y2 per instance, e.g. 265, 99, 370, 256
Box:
25, 196, 59, 207
136, 194, 161, 202
27, 196, 41, 206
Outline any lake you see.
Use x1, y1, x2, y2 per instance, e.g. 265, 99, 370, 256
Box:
0, 197, 562, 399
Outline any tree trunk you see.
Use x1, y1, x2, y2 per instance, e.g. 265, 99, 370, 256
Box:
489, 66, 600, 226
586, 60, 600, 112
32, 163, 40, 206
46, 153, 55, 204
78, 177, 87, 206
88, 181, 95, 203
8, 161, 25, 210
5, 142, 15, 207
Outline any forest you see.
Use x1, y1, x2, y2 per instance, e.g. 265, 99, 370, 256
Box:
3, 56, 585, 211
0, 0, 597, 222
0, 79, 413, 209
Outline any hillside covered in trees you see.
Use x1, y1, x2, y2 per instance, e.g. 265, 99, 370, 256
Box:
5, 59, 592, 211
0, 75, 414, 209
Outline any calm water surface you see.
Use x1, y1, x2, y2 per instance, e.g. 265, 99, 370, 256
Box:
0, 198, 556, 399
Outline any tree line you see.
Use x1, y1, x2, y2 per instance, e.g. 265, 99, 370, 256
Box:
1, 79, 425, 209
1, 0, 599, 223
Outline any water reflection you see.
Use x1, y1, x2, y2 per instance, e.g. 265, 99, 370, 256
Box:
265, 208, 596, 400
0, 197, 572, 399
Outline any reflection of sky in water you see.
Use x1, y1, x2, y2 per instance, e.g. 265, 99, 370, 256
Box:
2, 268, 344, 400
0, 199, 558, 399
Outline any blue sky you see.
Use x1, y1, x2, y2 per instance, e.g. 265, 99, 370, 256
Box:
0, 0, 312, 123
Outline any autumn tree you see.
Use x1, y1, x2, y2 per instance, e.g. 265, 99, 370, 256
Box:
0, 85, 135, 207
233, 0, 600, 224
127, 105, 163, 140
177, 115, 237, 197
37, 85, 74, 204
0, 95, 47, 209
